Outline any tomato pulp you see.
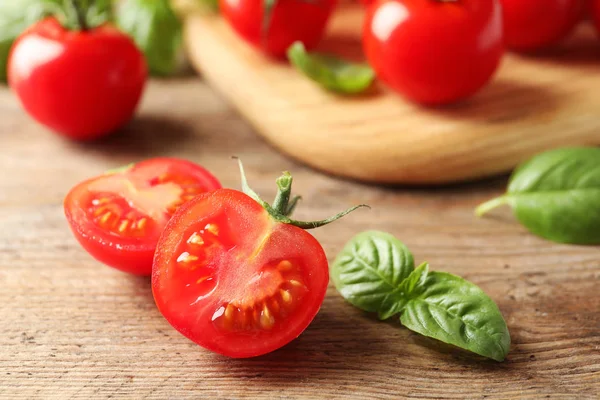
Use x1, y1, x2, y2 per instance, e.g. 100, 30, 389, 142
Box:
363, 0, 504, 105
500, 0, 584, 52
220, 0, 337, 57
64, 158, 221, 275
8, 18, 147, 140
153, 163, 364, 357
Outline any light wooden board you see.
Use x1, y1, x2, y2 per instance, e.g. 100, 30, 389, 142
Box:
185, 3, 600, 184
0, 79, 599, 399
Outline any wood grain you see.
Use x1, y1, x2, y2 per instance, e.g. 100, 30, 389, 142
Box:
0, 79, 599, 399
185, 4, 600, 184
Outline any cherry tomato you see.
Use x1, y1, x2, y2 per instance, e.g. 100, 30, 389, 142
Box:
152, 164, 363, 358
500, 0, 584, 51
64, 158, 221, 276
220, 0, 338, 57
8, 18, 147, 140
363, 0, 504, 105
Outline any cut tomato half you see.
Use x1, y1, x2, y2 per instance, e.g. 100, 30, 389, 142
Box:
64, 158, 221, 275
152, 162, 366, 357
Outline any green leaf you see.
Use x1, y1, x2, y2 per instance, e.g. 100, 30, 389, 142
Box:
400, 271, 511, 362
476, 147, 600, 244
331, 231, 415, 320
0, 0, 59, 82
116, 0, 183, 76
398, 262, 429, 294
287, 41, 375, 95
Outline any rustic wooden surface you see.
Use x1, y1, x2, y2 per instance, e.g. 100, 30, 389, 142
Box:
0, 79, 599, 399
185, 4, 600, 185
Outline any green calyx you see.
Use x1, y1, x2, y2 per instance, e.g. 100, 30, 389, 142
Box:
236, 158, 369, 229
56, 0, 112, 31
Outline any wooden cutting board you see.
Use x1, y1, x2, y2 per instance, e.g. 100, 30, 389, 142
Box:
185, 3, 600, 184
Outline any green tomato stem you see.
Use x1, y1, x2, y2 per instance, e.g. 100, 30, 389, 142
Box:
67, 0, 88, 31
235, 157, 368, 229
272, 172, 293, 215
475, 195, 510, 217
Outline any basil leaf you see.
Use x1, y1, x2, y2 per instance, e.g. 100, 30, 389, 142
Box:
331, 231, 415, 320
400, 269, 511, 362
0, 0, 57, 82
287, 41, 375, 94
116, 0, 183, 76
476, 147, 600, 244
398, 262, 429, 294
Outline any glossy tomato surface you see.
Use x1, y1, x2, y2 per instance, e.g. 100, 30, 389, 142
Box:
65, 158, 221, 276
363, 0, 504, 105
8, 18, 147, 140
220, 0, 337, 57
500, 0, 584, 51
152, 189, 329, 358
590, 0, 600, 36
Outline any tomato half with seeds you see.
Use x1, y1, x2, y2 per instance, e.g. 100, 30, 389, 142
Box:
152, 163, 364, 357
64, 158, 221, 276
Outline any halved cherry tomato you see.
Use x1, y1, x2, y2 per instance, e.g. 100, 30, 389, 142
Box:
500, 0, 584, 51
152, 164, 363, 357
220, 0, 338, 57
64, 158, 221, 276
363, 0, 504, 105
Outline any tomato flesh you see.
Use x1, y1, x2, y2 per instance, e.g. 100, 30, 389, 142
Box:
363, 0, 504, 105
152, 189, 329, 358
64, 158, 221, 275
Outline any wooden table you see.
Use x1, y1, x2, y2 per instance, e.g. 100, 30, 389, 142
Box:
1, 79, 598, 399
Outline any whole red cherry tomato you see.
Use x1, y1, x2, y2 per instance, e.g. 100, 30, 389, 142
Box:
64, 158, 222, 276
8, 17, 147, 140
363, 0, 504, 105
220, 0, 337, 57
152, 162, 364, 357
500, 0, 584, 51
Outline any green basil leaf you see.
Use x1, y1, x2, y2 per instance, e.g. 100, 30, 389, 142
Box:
476, 147, 600, 244
398, 262, 429, 294
400, 270, 511, 362
331, 231, 415, 320
0, 0, 57, 82
116, 0, 183, 76
287, 41, 375, 95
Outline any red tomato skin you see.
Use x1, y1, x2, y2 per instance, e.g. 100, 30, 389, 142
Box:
590, 0, 600, 35
363, 0, 504, 105
220, 0, 338, 57
64, 158, 222, 276
65, 203, 156, 276
8, 18, 147, 141
501, 0, 584, 51
152, 189, 329, 358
